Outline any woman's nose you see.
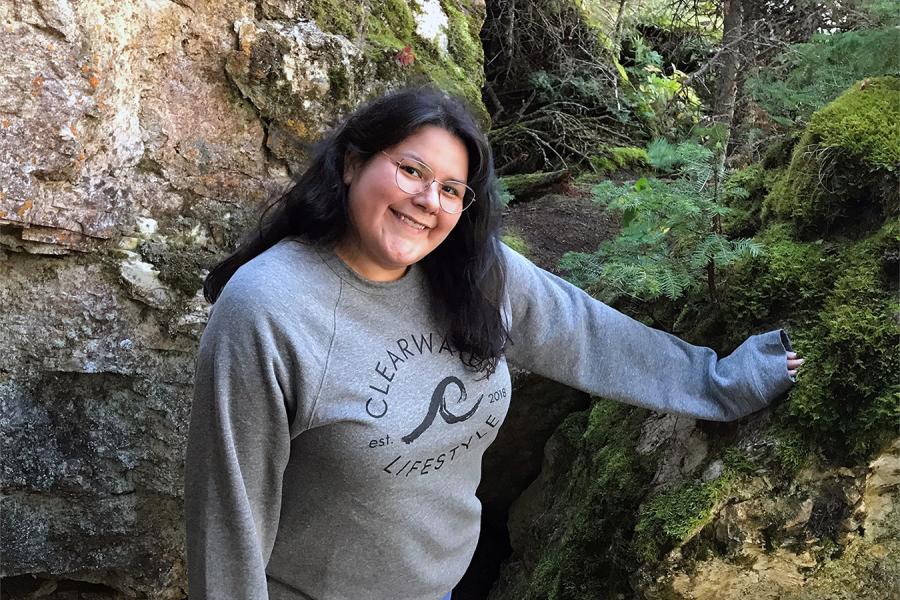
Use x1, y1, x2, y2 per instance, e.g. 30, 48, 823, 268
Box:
413, 180, 441, 213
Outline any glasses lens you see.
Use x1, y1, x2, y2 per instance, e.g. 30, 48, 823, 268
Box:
394, 157, 476, 213
438, 184, 476, 214
395, 158, 433, 195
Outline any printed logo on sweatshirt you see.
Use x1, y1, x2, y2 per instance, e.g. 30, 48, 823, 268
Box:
360, 331, 510, 478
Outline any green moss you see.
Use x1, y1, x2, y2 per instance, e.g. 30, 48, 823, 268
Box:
707, 222, 833, 345
784, 222, 900, 457
368, 0, 417, 42
500, 170, 567, 197
806, 77, 900, 168
706, 219, 898, 460
441, 0, 484, 77
501, 232, 529, 255
590, 146, 650, 173
721, 446, 757, 476
629, 441, 770, 567
520, 400, 654, 599
764, 76, 900, 234
770, 425, 813, 474
632, 479, 724, 564
305, 0, 364, 38
722, 164, 783, 236
327, 64, 351, 101
359, 0, 487, 122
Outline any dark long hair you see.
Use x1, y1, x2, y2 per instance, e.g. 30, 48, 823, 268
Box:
204, 86, 509, 376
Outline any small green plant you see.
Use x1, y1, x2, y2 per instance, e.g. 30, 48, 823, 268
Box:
561, 139, 762, 304
622, 36, 702, 137
497, 178, 514, 207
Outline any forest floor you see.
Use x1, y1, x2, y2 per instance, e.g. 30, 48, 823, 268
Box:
501, 186, 619, 274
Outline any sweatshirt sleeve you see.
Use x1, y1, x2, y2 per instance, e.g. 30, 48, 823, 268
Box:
499, 243, 796, 421
184, 286, 298, 599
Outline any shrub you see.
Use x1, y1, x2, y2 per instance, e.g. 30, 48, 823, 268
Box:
747, 27, 900, 126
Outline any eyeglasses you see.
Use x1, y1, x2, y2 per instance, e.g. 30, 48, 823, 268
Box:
380, 151, 476, 214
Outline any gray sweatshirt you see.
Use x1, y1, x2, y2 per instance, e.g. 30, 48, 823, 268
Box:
184, 238, 795, 600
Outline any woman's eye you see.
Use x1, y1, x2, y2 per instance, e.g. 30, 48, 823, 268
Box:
441, 184, 461, 197
401, 164, 424, 178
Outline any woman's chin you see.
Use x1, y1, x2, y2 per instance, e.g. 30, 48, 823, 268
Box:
382, 238, 428, 266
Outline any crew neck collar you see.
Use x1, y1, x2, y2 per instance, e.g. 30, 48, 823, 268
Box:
311, 242, 424, 295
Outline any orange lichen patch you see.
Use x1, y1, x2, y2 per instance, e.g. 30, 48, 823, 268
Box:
16, 199, 33, 217
69, 123, 79, 137
31, 75, 45, 94
286, 118, 310, 139
21, 226, 93, 249
1, 119, 9, 128
88, 75, 100, 89
81, 65, 91, 74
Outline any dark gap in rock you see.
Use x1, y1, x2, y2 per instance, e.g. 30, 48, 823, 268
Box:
0, 574, 121, 598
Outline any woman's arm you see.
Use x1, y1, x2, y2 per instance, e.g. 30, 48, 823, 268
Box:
184, 290, 296, 599
499, 243, 797, 422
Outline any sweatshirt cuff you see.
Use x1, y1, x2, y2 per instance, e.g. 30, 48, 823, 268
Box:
753, 328, 796, 403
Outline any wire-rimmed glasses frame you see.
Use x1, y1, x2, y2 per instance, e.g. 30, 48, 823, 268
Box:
380, 151, 476, 214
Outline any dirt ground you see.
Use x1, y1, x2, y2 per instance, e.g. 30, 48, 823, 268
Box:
500, 191, 620, 275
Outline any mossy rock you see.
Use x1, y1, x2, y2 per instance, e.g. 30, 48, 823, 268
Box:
691, 220, 899, 460
782, 221, 900, 457
589, 146, 650, 174
363, 0, 488, 122
498, 170, 567, 202
763, 76, 900, 235
495, 400, 654, 599
228, 1, 489, 167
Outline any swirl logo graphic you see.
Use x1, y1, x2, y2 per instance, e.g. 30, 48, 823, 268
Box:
402, 376, 483, 444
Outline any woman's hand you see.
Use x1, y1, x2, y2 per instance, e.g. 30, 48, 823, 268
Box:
787, 351, 805, 378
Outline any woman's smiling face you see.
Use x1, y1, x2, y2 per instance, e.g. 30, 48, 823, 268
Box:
336, 125, 469, 281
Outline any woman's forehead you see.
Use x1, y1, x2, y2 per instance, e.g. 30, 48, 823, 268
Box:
389, 126, 469, 182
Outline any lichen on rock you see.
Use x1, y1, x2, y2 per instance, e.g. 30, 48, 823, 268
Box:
224, 1, 488, 168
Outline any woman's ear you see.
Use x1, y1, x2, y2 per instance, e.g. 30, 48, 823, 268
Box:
343, 151, 359, 186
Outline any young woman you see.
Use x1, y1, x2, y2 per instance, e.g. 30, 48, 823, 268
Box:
184, 87, 803, 600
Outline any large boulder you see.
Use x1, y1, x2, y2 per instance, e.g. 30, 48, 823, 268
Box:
764, 76, 900, 235
0, 0, 486, 597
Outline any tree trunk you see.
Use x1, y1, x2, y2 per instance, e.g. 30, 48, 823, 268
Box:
612, 0, 629, 52
706, 0, 744, 304
713, 0, 744, 131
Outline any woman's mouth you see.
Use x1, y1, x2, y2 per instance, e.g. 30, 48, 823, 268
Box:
391, 209, 429, 231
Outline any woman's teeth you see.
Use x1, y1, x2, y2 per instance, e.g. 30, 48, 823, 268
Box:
395, 211, 426, 230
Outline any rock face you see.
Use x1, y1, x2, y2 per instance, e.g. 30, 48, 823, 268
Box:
0, 1, 485, 597
488, 403, 900, 600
